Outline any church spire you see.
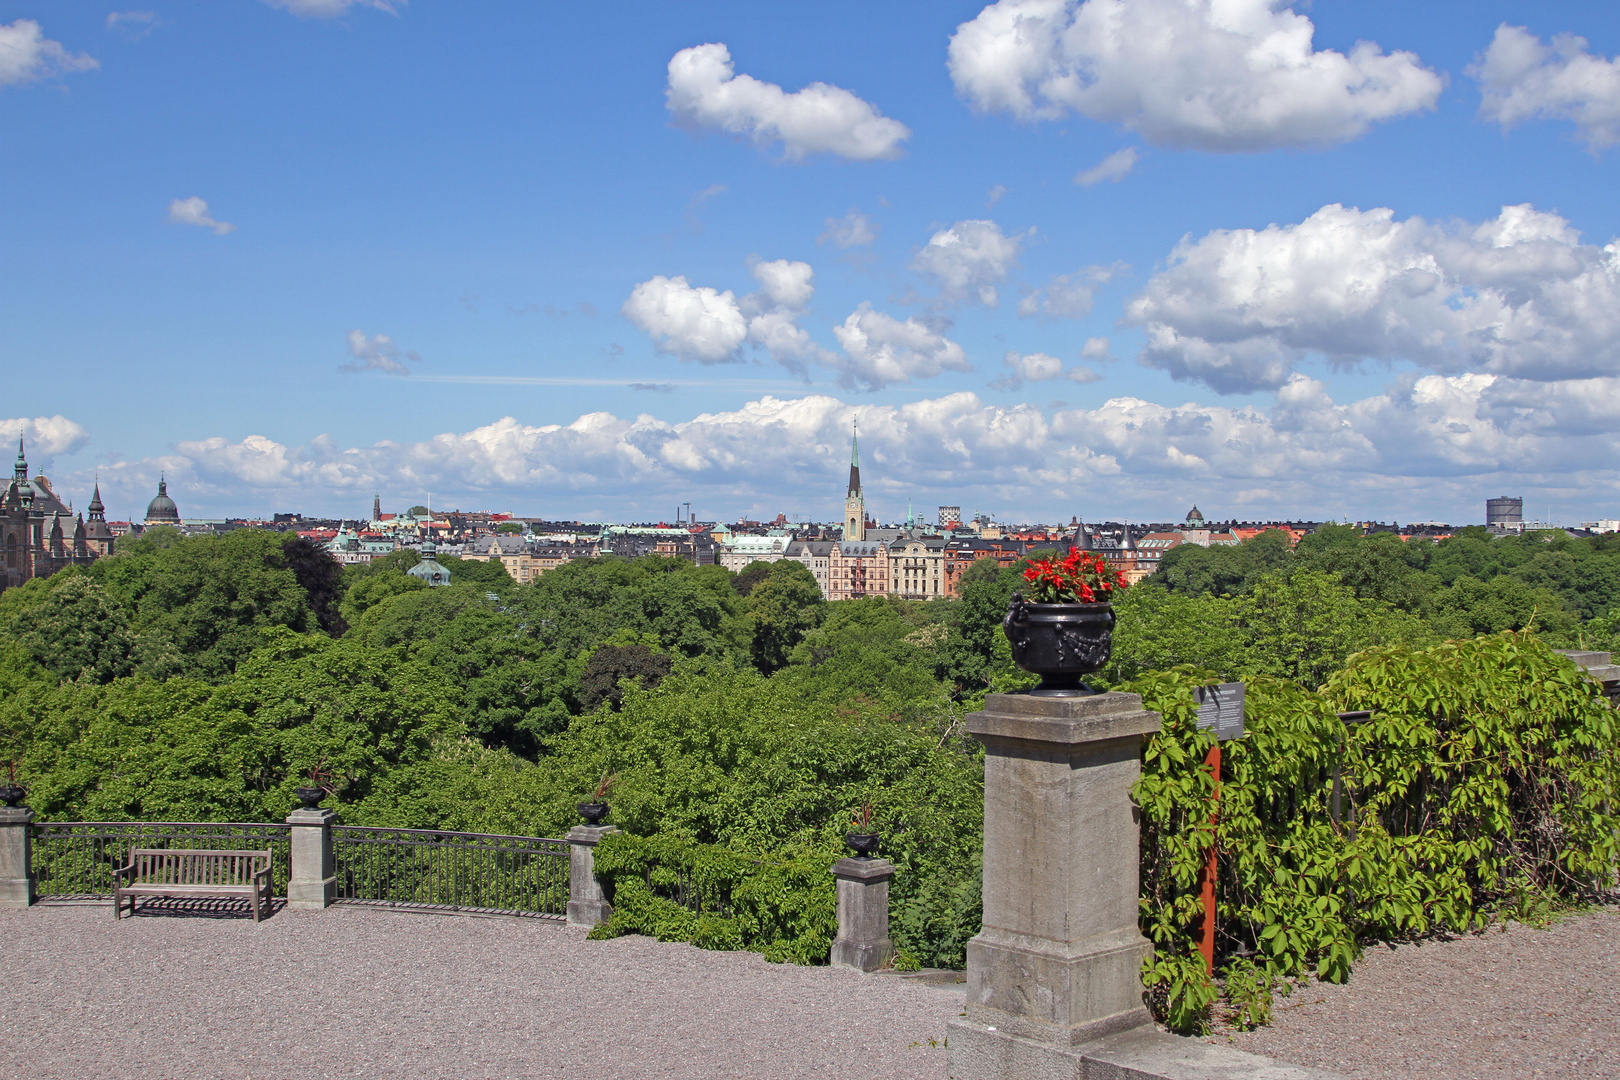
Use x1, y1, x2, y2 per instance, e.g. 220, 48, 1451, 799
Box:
842, 419, 867, 542
846, 419, 862, 497
13, 436, 26, 482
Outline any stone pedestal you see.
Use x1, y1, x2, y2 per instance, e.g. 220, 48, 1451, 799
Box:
948, 691, 1160, 1078
0, 806, 35, 908
286, 807, 336, 909
566, 824, 619, 928
831, 856, 894, 972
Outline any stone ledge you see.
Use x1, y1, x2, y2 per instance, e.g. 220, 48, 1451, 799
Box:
1078, 1027, 1348, 1080
968, 693, 1162, 747
946, 1018, 1347, 1080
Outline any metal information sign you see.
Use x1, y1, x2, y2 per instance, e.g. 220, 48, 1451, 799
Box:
1194, 682, 1246, 741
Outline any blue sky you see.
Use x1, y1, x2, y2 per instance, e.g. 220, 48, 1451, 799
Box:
4, 1, 1619, 526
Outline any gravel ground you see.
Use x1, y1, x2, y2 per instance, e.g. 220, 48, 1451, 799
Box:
6, 901, 1617, 1080
1216, 905, 1620, 1080
0, 901, 962, 1080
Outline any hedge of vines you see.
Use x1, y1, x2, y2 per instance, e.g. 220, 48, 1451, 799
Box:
1131, 632, 1620, 1033
586, 832, 838, 965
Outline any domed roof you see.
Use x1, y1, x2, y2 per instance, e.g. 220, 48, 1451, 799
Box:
1186, 505, 1204, 524
407, 541, 452, 587
145, 475, 181, 524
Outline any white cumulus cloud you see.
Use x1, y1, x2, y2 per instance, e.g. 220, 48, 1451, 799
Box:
992, 350, 1102, 390
666, 43, 910, 162
623, 259, 835, 372
1075, 147, 1138, 186
819, 208, 878, 248
831, 304, 971, 390
1471, 24, 1620, 151
1018, 263, 1122, 319
0, 19, 98, 86
912, 219, 1029, 307
623, 275, 749, 365
947, 0, 1441, 151
167, 197, 235, 235
1125, 202, 1620, 394
0, 415, 91, 467
344, 330, 420, 375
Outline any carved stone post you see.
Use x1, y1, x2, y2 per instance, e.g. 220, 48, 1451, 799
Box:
947, 691, 1160, 1077
286, 807, 337, 909
567, 824, 619, 928
0, 805, 35, 908
831, 855, 894, 972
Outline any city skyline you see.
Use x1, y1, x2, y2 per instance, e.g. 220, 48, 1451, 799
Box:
4, 2, 1620, 524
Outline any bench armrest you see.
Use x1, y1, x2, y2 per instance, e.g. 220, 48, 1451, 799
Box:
111, 860, 136, 885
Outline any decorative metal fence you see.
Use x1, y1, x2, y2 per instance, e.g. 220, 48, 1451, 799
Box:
332, 826, 569, 918
31, 822, 293, 899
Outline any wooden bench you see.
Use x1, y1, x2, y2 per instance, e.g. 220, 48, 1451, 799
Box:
112, 848, 274, 922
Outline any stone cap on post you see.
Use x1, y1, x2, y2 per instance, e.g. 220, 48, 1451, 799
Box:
566, 824, 619, 846
968, 690, 1162, 748
832, 856, 894, 883
286, 807, 337, 827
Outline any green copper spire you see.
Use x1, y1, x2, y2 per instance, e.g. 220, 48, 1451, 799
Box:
846, 420, 862, 497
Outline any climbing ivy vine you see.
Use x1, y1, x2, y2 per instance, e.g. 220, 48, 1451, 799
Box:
1130, 632, 1620, 1034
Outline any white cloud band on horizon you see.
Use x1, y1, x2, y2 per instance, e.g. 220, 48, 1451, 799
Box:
64, 370, 1620, 524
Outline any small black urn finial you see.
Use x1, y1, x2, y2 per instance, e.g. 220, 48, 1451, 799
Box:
293, 786, 326, 811
577, 801, 610, 825
0, 785, 26, 809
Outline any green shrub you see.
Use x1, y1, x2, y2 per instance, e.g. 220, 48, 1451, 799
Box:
1129, 632, 1620, 1034
587, 832, 837, 965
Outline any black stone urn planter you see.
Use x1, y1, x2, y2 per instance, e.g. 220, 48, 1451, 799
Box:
845, 832, 880, 858
0, 785, 26, 809
293, 786, 326, 810
1002, 591, 1115, 696
578, 801, 610, 825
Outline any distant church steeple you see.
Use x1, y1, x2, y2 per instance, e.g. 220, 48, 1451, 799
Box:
373, 493, 382, 522
843, 420, 866, 542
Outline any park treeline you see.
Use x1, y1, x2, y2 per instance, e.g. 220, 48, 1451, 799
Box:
1, 524, 1617, 995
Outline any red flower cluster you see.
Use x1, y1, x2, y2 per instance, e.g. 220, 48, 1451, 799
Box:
1021, 547, 1125, 604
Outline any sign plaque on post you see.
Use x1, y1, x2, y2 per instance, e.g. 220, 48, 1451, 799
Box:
1191, 681, 1244, 977
1194, 681, 1245, 741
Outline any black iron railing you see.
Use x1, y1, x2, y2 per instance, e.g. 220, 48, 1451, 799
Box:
332, 826, 569, 918
31, 822, 293, 899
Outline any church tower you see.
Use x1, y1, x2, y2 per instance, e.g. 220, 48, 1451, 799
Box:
843, 421, 866, 542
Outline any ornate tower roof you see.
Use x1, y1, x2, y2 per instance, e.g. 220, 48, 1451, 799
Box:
88, 482, 105, 518
13, 437, 26, 483
407, 541, 453, 587
145, 474, 181, 524
1186, 505, 1205, 525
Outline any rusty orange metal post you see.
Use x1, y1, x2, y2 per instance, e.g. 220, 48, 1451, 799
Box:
1196, 741, 1221, 978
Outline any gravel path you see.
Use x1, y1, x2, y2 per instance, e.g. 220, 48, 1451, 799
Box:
6, 901, 1617, 1079
0, 902, 962, 1080
1216, 905, 1620, 1080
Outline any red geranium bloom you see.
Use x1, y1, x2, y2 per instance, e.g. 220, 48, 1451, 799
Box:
1020, 546, 1125, 604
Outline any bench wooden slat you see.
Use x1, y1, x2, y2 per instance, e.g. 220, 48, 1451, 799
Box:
113, 847, 274, 923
